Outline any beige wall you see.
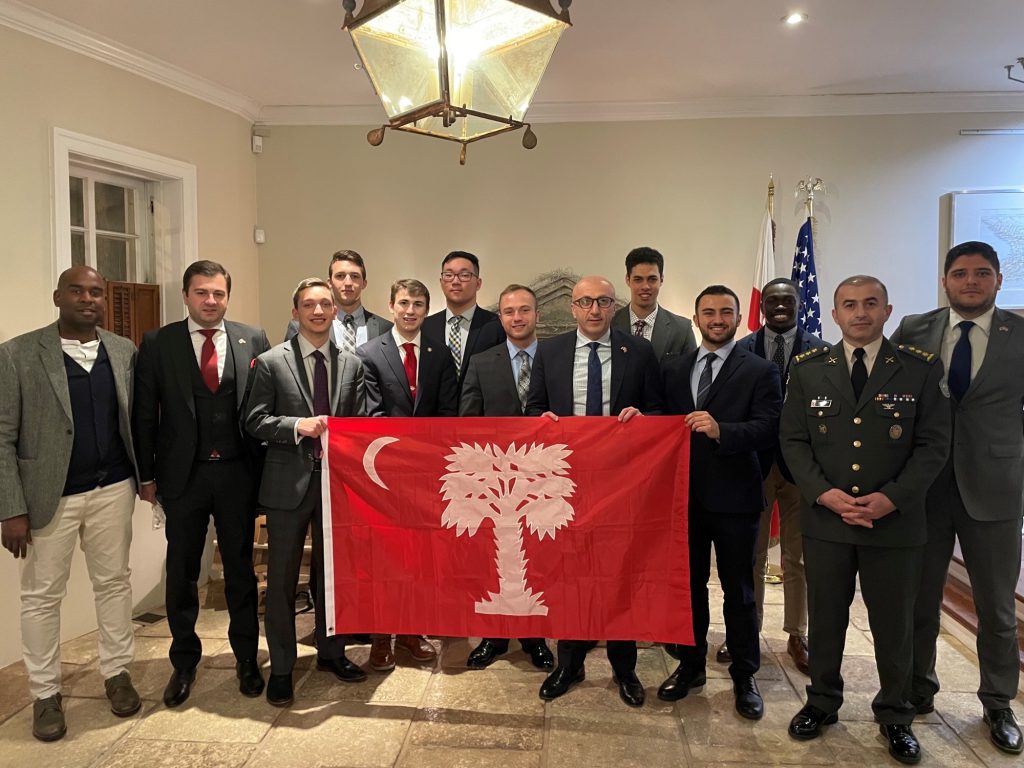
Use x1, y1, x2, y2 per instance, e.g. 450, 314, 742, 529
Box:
255, 115, 1024, 342
0, 26, 259, 667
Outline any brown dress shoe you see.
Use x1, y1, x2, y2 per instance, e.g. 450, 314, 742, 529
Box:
787, 635, 810, 675
369, 636, 396, 671
396, 634, 437, 662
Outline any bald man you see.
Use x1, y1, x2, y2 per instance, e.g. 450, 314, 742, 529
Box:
0, 267, 141, 741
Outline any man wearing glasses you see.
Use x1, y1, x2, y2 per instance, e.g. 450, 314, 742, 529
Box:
422, 251, 505, 395
525, 276, 664, 708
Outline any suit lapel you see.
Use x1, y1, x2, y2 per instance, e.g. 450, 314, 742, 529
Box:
679, 348, 698, 412
610, 337, 626, 407
329, 343, 343, 414
856, 339, 901, 410
38, 325, 73, 423
966, 308, 1012, 398
285, 337, 315, 414
464, 310, 488, 360
225, 322, 251, 408
702, 346, 743, 408
97, 328, 132, 414
650, 311, 672, 359
496, 347, 520, 409
382, 334, 414, 409
172, 321, 196, 417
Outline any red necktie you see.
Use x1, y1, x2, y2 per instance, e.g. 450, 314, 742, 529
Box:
402, 342, 417, 399
199, 329, 219, 392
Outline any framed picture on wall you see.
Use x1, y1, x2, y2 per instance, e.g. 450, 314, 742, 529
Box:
950, 189, 1024, 308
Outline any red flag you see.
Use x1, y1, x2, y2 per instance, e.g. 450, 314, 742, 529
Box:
321, 416, 693, 645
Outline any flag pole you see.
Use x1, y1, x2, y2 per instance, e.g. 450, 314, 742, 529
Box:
767, 175, 776, 249
796, 176, 825, 240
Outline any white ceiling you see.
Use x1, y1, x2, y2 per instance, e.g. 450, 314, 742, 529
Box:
5, 0, 1024, 123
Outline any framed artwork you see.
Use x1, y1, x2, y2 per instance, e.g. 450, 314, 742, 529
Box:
950, 189, 1024, 307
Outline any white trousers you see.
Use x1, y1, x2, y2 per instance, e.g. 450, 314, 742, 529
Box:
20, 479, 135, 699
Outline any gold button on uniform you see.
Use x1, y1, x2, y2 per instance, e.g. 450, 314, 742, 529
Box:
852, 486, 860, 494
853, 417, 862, 425
852, 463, 861, 471
853, 440, 862, 448
817, 410, 824, 417
893, 412, 900, 418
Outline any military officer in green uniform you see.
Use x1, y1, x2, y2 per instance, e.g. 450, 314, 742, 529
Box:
781, 275, 950, 766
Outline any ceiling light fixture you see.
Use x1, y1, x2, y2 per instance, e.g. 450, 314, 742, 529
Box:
1005, 57, 1024, 84
782, 12, 807, 26
342, 0, 572, 164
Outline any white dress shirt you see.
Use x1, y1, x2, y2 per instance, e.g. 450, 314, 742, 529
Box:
60, 337, 101, 373
942, 306, 993, 380
572, 330, 612, 416
393, 327, 422, 390
445, 304, 476, 357
628, 305, 659, 341
690, 340, 736, 405
334, 305, 370, 348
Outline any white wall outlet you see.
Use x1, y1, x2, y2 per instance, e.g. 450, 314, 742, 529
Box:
254, 228, 266, 244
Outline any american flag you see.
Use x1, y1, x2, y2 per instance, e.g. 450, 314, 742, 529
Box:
790, 217, 822, 338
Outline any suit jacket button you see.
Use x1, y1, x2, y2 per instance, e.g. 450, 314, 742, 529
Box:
851, 463, 861, 471
853, 417, 862, 425
851, 485, 860, 493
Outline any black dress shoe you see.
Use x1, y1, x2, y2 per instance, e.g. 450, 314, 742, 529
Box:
984, 708, 1023, 755
614, 672, 645, 707
236, 659, 265, 697
657, 662, 706, 702
539, 666, 584, 700
467, 640, 502, 669
880, 724, 921, 764
733, 676, 764, 720
162, 668, 196, 708
715, 642, 732, 664
522, 641, 554, 670
788, 704, 838, 740
266, 673, 293, 707
316, 654, 367, 683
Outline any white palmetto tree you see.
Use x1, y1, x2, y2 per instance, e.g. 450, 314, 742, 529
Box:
440, 442, 576, 616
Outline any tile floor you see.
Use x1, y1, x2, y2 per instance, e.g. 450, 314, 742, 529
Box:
0, 578, 1020, 768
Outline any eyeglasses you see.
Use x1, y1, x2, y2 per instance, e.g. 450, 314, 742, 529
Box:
441, 271, 478, 282
572, 296, 615, 309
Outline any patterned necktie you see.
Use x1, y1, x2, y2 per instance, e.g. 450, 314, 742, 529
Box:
771, 333, 787, 376
695, 352, 716, 409
447, 316, 463, 374
341, 314, 357, 355
199, 329, 219, 392
947, 320, 974, 401
633, 319, 646, 338
586, 341, 603, 416
516, 350, 531, 411
851, 347, 868, 401
312, 350, 329, 459
402, 342, 418, 400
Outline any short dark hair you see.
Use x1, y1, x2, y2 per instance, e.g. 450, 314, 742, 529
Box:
441, 250, 480, 274
944, 241, 999, 275
833, 275, 888, 304
762, 277, 798, 294
498, 283, 537, 307
390, 278, 430, 309
183, 260, 231, 295
292, 278, 333, 308
329, 249, 366, 280
625, 246, 664, 277
694, 284, 740, 313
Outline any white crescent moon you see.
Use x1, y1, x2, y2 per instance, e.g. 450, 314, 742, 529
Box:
363, 436, 399, 490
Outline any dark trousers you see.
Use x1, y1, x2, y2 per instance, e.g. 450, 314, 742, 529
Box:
557, 640, 637, 677
482, 638, 546, 653
913, 464, 1023, 709
804, 537, 922, 724
679, 507, 761, 680
264, 469, 346, 674
163, 460, 259, 671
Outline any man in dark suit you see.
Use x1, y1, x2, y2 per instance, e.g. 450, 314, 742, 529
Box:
525, 275, 663, 708
891, 241, 1024, 756
245, 278, 369, 706
729, 278, 826, 675
421, 250, 505, 394
656, 285, 782, 721
283, 249, 392, 349
134, 260, 270, 708
611, 246, 697, 363
782, 275, 950, 765
357, 278, 458, 671
458, 284, 555, 672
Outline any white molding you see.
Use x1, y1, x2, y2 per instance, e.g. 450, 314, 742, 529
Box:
0, 0, 259, 122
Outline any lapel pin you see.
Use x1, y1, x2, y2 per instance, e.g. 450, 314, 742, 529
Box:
427, 347, 432, 352
885, 355, 895, 364
827, 356, 838, 365
238, 338, 246, 344
999, 325, 1009, 332
620, 346, 627, 353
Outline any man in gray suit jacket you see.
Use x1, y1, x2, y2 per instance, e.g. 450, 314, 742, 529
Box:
611, 246, 697, 363
0, 266, 140, 741
247, 278, 369, 707
283, 250, 392, 349
891, 241, 1024, 755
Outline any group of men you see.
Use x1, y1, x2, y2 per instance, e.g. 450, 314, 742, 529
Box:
0, 243, 1020, 765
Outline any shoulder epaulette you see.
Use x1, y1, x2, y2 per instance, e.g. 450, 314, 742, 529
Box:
792, 346, 830, 365
896, 344, 938, 363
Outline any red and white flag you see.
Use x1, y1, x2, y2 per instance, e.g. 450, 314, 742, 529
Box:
747, 200, 776, 332
321, 416, 693, 644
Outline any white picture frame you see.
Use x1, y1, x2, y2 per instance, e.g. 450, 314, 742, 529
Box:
950, 189, 1024, 308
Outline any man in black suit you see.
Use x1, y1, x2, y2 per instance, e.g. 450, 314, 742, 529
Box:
245, 278, 369, 706
782, 276, 950, 765
134, 260, 270, 707
525, 275, 664, 708
656, 285, 781, 721
283, 250, 392, 350
611, 246, 697, 363
357, 278, 458, 671
459, 284, 555, 672
421, 250, 505, 394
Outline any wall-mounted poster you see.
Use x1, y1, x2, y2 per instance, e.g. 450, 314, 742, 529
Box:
950, 189, 1024, 308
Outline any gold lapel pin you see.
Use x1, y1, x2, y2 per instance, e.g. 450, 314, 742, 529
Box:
885, 356, 895, 364
999, 326, 1009, 332
620, 346, 627, 353
238, 338, 246, 344
827, 356, 838, 365
427, 347, 433, 352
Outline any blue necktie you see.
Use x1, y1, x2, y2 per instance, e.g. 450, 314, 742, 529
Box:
586, 341, 602, 416
695, 352, 716, 409
948, 320, 974, 401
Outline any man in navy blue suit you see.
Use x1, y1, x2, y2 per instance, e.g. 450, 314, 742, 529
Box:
656, 285, 782, 721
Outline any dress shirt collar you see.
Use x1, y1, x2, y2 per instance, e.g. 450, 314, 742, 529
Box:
296, 333, 331, 359
187, 317, 225, 335
697, 339, 736, 363
841, 336, 884, 371
575, 329, 611, 348
629, 304, 659, 328
507, 339, 538, 360
446, 304, 476, 324
767, 325, 798, 345
949, 305, 994, 337
392, 327, 421, 349
338, 305, 366, 324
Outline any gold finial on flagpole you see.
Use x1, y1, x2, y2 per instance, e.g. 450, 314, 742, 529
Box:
796, 177, 826, 221
767, 174, 775, 218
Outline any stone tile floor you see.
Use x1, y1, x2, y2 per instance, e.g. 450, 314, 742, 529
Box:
0, 579, 1020, 768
